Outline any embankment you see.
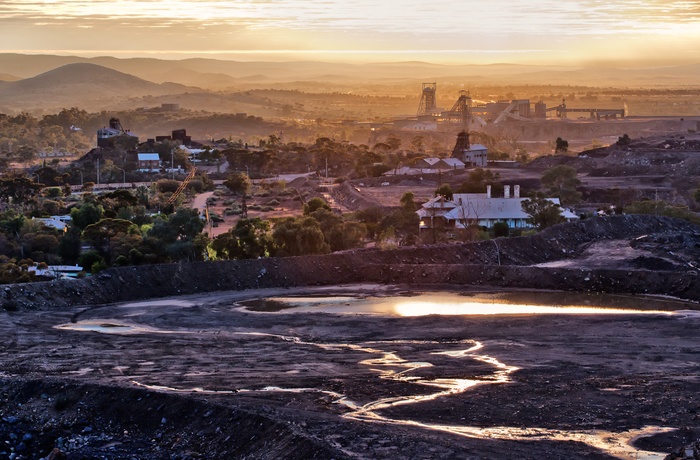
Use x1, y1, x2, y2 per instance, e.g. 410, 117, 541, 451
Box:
3, 215, 699, 310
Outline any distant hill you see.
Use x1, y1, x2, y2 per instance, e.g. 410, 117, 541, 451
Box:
0, 73, 20, 82
1, 53, 698, 89
0, 63, 198, 111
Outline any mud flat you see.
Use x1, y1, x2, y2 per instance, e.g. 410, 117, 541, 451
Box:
1, 215, 700, 459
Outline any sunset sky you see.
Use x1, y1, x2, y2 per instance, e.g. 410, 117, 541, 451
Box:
1, 0, 699, 65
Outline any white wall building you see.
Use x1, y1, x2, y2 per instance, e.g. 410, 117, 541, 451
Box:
417, 185, 579, 230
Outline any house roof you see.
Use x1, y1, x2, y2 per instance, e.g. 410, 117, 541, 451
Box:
417, 192, 579, 223
467, 144, 488, 152
416, 196, 458, 218
441, 158, 465, 167
98, 128, 138, 138
138, 153, 160, 161
443, 194, 578, 221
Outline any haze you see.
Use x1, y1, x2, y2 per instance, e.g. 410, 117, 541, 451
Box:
2, 0, 700, 65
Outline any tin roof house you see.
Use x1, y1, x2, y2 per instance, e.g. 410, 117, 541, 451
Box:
417, 185, 578, 230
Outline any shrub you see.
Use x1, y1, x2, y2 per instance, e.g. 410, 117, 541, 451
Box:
91, 260, 108, 274
155, 179, 180, 194
493, 222, 510, 238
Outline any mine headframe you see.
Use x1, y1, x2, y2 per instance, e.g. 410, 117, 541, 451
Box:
417, 82, 437, 116
448, 90, 473, 126
109, 117, 127, 134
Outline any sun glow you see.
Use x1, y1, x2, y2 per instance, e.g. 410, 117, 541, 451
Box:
392, 301, 675, 317
1, 0, 699, 64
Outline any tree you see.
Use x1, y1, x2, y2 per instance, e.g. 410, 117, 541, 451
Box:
0, 175, 42, 204
272, 217, 329, 256
155, 179, 180, 194
223, 172, 251, 196
167, 208, 205, 241
58, 225, 81, 264
411, 136, 425, 153
303, 197, 331, 215
458, 168, 501, 193
15, 145, 36, 166
400, 192, 417, 212
521, 195, 566, 230
625, 200, 700, 224
555, 137, 569, 154
355, 206, 384, 240
617, 134, 632, 146
212, 218, 274, 259
325, 222, 366, 252
82, 218, 135, 260
78, 250, 104, 273
435, 184, 453, 201
541, 165, 581, 205
70, 202, 103, 230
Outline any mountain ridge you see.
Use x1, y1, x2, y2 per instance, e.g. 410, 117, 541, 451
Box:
1, 53, 699, 89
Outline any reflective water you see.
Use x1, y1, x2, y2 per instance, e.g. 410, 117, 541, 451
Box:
126, 330, 672, 459
241, 291, 690, 316
56, 291, 692, 459
55, 320, 182, 335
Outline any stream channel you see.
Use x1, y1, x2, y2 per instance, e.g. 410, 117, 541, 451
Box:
57, 289, 699, 459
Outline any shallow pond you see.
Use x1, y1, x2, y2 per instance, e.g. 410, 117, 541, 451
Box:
240, 291, 694, 317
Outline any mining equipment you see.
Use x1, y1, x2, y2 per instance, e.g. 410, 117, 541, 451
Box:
417, 82, 437, 116
97, 118, 139, 149
442, 91, 487, 128
165, 167, 197, 205
546, 99, 628, 120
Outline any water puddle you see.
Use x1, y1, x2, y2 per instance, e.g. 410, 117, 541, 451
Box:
55, 291, 686, 459
54, 320, 187, 335
240, 292, 690, 317
129, 330, 671, 459
119, 299, 196, 308
131, 381, 237, 395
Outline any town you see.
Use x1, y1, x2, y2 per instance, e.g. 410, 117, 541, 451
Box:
1, 52, 700, 460
1, 86, 698, 282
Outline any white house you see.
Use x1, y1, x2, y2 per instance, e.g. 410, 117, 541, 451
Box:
29, 264, 84, 280
451, 130, 488, 167
417, 185, 579, 230
32, 215, 71, 231
459, 144, 488, 167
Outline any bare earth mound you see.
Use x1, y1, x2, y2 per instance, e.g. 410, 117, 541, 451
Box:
1, 215, 699, 459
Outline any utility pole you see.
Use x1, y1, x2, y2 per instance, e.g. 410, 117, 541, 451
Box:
96, 158, 100, 185
171, 150, 175, 180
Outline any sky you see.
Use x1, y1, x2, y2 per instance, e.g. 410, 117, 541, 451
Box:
1, 0, 699, 65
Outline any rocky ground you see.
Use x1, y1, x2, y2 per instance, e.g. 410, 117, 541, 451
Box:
1, 215, 700, 459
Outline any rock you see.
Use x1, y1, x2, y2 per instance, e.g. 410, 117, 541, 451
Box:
45, 447, 67, 459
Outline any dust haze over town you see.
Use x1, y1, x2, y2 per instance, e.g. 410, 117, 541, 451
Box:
2, 1, 700, 459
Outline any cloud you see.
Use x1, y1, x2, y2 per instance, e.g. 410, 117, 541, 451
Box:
1, 0, 698, 63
